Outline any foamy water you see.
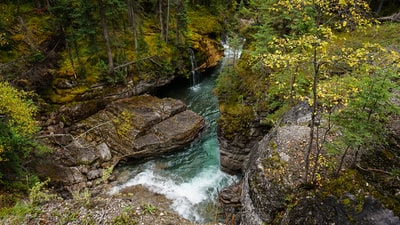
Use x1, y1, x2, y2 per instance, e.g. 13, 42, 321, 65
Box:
111, 162, 236, 222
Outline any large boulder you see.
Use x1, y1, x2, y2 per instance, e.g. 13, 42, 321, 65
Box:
241, 118, 311, 224
32, 95, 205, 190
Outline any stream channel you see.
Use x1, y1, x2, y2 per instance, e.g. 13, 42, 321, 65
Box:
110, 45, 238, 223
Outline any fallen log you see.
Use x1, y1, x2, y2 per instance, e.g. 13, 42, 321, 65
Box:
377, 12, 400, 22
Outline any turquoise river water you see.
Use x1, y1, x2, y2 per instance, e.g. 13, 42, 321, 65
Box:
110, 47, 238, 223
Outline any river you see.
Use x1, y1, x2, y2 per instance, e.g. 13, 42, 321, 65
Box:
110, 46, 238, 223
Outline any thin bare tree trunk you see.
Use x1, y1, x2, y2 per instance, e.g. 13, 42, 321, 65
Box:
165, 0, 170, 44
159, 0, 164, 41
128, 0, 138, 50
99, 1, 114, 75
304, 47, 319, 184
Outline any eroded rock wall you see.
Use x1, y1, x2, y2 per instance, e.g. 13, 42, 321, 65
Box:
33, 95, 205, 191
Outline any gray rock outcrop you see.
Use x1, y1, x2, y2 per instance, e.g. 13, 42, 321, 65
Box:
32, 95, 205, 191
219, 101, 400, 225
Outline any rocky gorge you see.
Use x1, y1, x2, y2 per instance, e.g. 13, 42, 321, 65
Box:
16, 26, 398, 225
2, 2, 400, 224
27, 32, 224, 193
29, 36, 400, 225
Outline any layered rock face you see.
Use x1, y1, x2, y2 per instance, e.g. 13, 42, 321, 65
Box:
33, 95, 205, 190
74, 95, 205, 159
218, 122, 266, 174
217, 105, 267, 174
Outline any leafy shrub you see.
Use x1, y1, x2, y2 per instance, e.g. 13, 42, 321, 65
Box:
29, 179, 57, 206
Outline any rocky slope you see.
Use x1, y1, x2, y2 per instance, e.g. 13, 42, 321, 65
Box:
3, 184, 200, 225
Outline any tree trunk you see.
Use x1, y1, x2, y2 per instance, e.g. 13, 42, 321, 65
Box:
166, 0, 170, 44
159, 0, 165, 42
175, 0, 186, 44
99, 1, 114, 75
304, 47, 319, 184
128, 0, 138, 50
376, 0, 385, 14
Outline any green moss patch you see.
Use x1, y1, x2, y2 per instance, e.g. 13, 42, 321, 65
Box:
218, 103, 254, 139
320, 169, 400, 216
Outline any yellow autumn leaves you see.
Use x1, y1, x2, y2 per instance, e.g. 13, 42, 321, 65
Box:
0, 81, 38, 160
256, 0, 400, 109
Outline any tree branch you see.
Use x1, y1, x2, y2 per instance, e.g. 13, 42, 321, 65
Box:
377, 12, 400, 22
356, 164, 392, 176
113, 56, 156, 70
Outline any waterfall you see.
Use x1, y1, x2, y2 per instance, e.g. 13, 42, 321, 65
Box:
188, 48, 200, 88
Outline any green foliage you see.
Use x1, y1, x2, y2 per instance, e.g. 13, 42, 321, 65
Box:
188, 5, 223, 36
113, 109, 135, 139
0, 201, 34, 224
322, 169, 400, 215
72, 188, 91, 207
216, 0, 400, 186
29, 179, 57, 206
101, 165, 114, 183
0, 82, 37, 136
111, 210, 138, 225
96, 59, 126, 85
1, 0, 234, 106
217, 103, 255, 139
0, 179, 57, 224
215, 70, 241, 102
27, 51, 46, 63
328, 68, 400, 161
0, 82, 51, 190
262, 103, 291, 127
142, 203, 157, 215
0, 33, 9, 47
0, 81, 38, 162
321, 170, 366, 209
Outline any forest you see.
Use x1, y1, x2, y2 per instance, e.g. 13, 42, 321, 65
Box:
1, 0, 400, 224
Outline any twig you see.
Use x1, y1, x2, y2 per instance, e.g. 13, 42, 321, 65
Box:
37, 133, 75, 139
148, 57, 162, 67
37, 120, 112, 149
113, 56, 156, 70
356, 164, 392, 175
75, 121, 112, 140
